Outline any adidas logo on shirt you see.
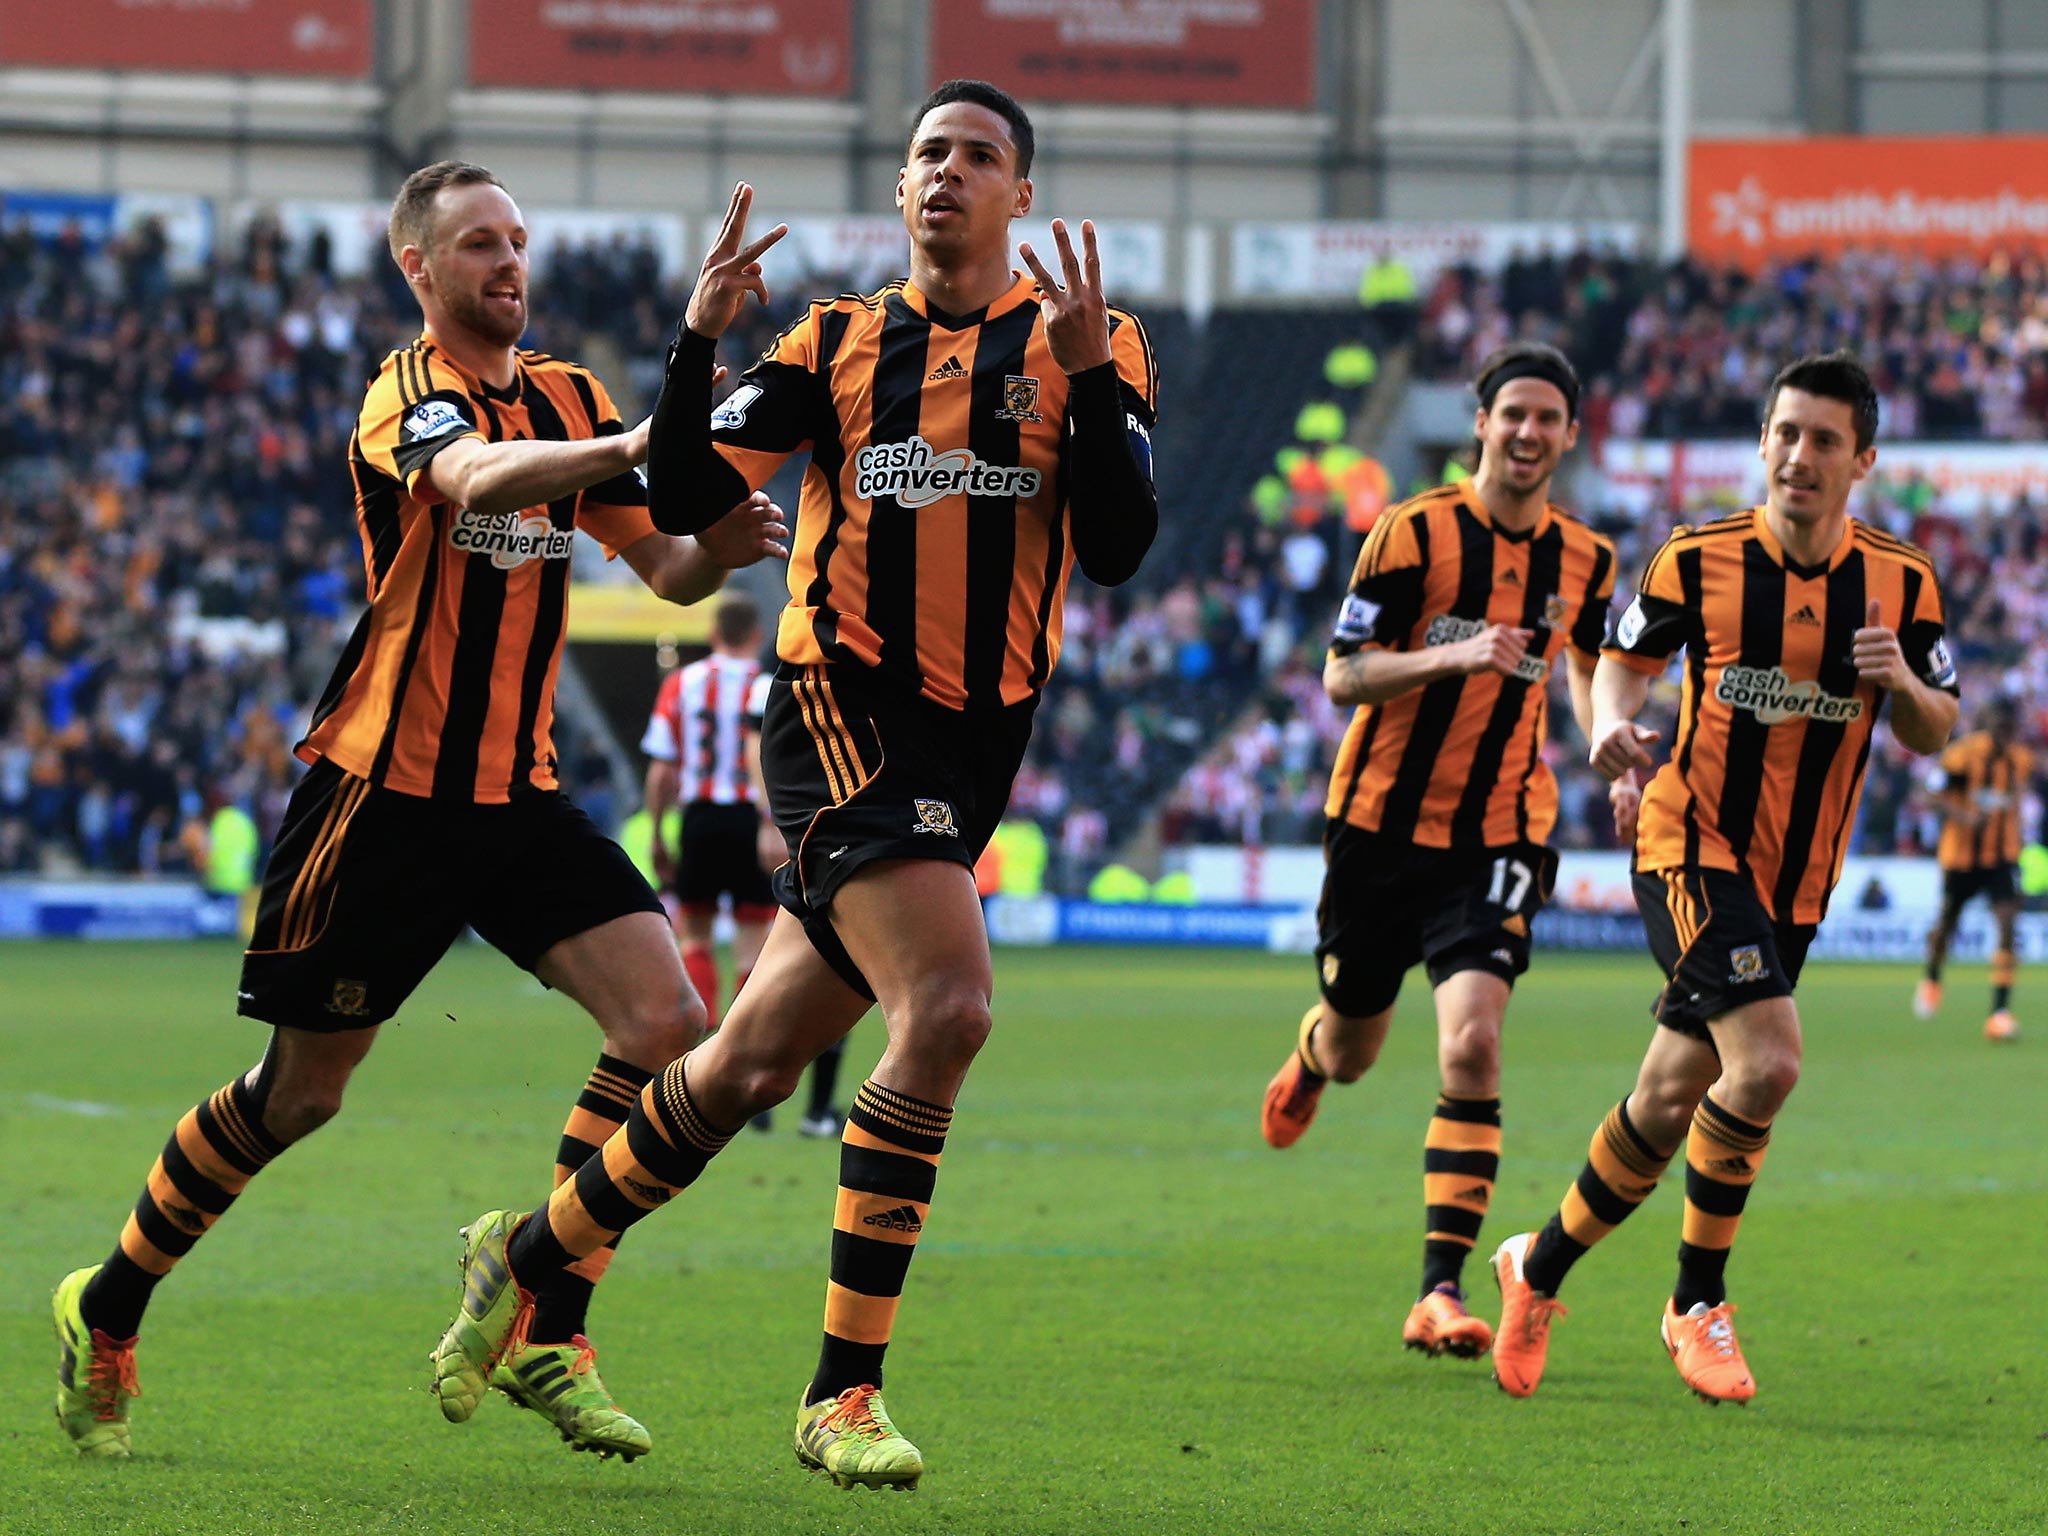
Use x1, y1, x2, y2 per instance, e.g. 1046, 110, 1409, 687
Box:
927, 355, 967, 381
1789, 604, 1821, 627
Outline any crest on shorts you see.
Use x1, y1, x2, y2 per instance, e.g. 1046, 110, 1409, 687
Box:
1544, 594, 1567, 627
1322, 953, 1341, 987
327, 978, 372, 1017
995, 375, 1043, 423
1728, 945, 1765, 983
913, 798, 960, 837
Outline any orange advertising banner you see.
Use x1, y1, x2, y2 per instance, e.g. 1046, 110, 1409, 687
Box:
470, 0, 851, 95
1690, 136, 2048, 268
0, 0, 371, 76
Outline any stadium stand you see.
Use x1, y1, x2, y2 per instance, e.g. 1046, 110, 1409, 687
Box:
5, 218, 2039, 889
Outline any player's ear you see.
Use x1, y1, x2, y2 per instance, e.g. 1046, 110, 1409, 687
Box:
1472, 406, 1488, 440
1851, 444, 1876, 483
1561, 416, 1580, 453
894, 166, 908, 211
399, 244, 428, 290
1014, 177, 1032, 219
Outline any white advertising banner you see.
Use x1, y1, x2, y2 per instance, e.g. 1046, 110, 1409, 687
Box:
240, 201, 688, 280
1227, 220, 1641, 300
749, 215, 1169, 301
1598, 439, 2048, 517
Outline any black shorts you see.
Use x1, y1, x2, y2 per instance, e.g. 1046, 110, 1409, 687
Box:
674, 800, 776, 914
1942, 863, 2018, 911
238, 757, 664, 1031
1314, 824, 1558, 1018
1632, 866, 1815, 1041
758, 661, 1035, 996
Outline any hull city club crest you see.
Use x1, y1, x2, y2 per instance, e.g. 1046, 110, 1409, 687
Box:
995, 375, 1042, 423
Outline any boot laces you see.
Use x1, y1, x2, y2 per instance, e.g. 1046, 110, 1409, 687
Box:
1695, 1303, 1739, 1359
1522, 1296, 1567, 1345
566, 1334, 597, 1376
822, 1384, 889, 1445
86, 1331, 141, 1421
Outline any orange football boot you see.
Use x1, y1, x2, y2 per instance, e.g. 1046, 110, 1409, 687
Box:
1490, 1232, 1565, 1397
1260, 1007, 1327, 1149
1403, 1283, 1494, 1358
1985, 1010, 2019, 1042
1912, 978, 1941, 1020
1661, 1300, 1756, 1405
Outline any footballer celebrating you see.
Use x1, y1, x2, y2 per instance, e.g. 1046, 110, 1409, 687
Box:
1491, 352, 1958, 1405
1260, 342, 1618, 1361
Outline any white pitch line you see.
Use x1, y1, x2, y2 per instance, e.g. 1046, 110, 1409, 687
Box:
23, 1093, 127, 1118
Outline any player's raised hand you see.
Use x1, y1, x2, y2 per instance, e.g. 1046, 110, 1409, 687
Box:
1018, 218, 1114, 375
1454, 623, 1533, 678
685, 183, 788, 340
1590, 718, 1661, 781
1852, 597, 1913, 691
694, 490, 789, 569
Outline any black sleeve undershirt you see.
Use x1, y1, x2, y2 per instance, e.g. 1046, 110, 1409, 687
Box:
645, 325, 752, 536
1063, 361, 1157, 588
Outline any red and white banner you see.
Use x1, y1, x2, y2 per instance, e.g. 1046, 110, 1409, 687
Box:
471, 0, 852, 95
1690, 137, 2048, 269
931, 0, 1316, 109
0, 0, 370, 76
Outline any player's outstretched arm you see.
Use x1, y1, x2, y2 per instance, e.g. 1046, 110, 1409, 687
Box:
424, 422, 648, 517
618, 491, 789, 605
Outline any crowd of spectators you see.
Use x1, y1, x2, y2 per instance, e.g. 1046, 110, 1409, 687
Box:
0, 215, 622, 878
7, 209, 2043, 894
1415, 245, 2048, 446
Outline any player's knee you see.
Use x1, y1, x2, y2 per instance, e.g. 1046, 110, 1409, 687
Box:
1438, 1018, 1500, 1085
897, 982, 993, 1067
262, 1082, 348, 1145
1725, 1052, 1800, 1117
609, 991, 708, 1064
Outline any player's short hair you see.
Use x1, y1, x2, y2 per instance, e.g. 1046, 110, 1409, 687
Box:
1474, 342, 1580, 422
388, 161, 504, 264
713, 591, 761, 648
1764, 351, 1879, 453
910, 80, 1035, 178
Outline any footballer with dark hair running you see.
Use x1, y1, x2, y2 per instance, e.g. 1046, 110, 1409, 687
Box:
1260, 341, 1618, 1362
1491, 351, 1958, 1405
428, 80, 1160, 1489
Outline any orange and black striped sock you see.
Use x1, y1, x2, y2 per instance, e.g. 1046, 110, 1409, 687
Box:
506, 1054, 737, 1281
1992, 948, 2017, 1013
80, 1076, 287, 1338
1524, 1097, 1677, 1296
528, 1053, 656, 1345
1673, 1094, 1772, 1311
1420, 1094, 1500, 1295
808, 1080, 951, 1403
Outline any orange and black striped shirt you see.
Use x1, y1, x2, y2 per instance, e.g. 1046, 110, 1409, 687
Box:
1936, 731, 2032, 871
703, 274, 1158, 712
299, 337, 654, 801
1605, 507, 1958, 923
1323, 484, 1617, 848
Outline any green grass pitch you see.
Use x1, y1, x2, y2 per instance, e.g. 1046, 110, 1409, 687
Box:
2, 940, 2042, 1534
